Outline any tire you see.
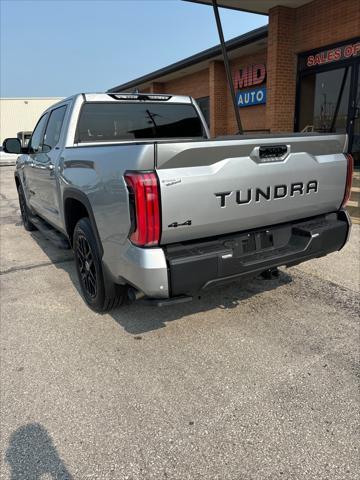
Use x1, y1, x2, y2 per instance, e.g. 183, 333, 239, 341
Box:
17, 183, 37, 231
73, 217, 125, 312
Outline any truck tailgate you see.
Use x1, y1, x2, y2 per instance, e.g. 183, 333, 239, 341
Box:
156, 134, 348, 244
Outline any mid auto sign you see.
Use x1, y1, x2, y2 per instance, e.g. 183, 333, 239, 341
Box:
233, 63, 267, 108
237, 86, 266, 107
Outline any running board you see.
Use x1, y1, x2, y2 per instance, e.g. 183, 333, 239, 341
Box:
30, 215, 70, 249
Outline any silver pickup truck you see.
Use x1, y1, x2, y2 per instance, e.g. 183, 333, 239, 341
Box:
3, 93, 353, 311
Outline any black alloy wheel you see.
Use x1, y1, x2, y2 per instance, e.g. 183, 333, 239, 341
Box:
76, 233, 97, 298
73, 217, 125, 312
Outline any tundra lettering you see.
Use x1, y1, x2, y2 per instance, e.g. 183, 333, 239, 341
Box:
255, 186, 271, 202
6, 92, 351, 312
215, 180, 319, 208
236, 189, 251, 205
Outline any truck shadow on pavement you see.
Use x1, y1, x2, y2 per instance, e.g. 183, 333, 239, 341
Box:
112, 273, 293, 335
59, 259, 293, 335
29, 229, 293, 335
5, 423, 73, 480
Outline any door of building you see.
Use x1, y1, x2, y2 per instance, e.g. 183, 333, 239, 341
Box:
295, 39, 360, 168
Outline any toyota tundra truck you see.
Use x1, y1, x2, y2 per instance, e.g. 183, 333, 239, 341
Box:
3, 93, 353, 311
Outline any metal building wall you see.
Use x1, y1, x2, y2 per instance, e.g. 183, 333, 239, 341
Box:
0, 98, 63, 143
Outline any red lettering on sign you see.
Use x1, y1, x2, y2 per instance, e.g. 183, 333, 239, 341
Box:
305, 42, 360, 68
233, 64, 266, 90
333, 48, 342, 61
234, 66, 249, 89
248, 67, 253, 86
344, 45, 353, 57
252, 64, 266, 85
314, 53, 322, 65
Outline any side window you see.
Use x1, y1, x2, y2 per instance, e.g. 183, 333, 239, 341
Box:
43, 106, 67, 151
29, 113, 49, 153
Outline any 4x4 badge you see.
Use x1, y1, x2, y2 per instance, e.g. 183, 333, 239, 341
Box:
168, 220, 192, 228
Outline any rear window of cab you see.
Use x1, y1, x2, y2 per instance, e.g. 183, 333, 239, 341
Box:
75, 102, 205, 143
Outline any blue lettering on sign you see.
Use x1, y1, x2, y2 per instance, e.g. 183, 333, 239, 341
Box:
237, 86, 266, 107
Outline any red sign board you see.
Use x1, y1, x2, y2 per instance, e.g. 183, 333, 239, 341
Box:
233, 64, 266, 90
306, 42, 360, 67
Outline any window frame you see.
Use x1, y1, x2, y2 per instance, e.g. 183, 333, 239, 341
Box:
42, 105, 68, 152
28, 112, 49, 154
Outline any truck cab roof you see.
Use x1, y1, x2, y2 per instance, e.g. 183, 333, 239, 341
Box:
85, 93, 193, 103
50, 92, 194, 107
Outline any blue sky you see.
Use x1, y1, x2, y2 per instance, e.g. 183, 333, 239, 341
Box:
0, 0, 267, 97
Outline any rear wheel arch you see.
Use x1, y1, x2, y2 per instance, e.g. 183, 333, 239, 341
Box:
63, 189, 103, 255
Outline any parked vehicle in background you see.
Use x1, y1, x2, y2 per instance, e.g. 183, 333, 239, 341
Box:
3, 92, 353, 312
17, 131, 32, 148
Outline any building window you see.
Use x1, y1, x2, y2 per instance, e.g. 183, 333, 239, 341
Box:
297, 67, 351, 133
196, 96, 210, 128
296, 39, 360, 166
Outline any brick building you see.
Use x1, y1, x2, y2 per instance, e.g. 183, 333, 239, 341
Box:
109, 0, 360, 167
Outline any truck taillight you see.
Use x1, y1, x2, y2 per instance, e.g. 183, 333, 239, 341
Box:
124, 171, 161, 247
342, 153, 354, 208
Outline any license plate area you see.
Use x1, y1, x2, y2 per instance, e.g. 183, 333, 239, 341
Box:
223, 230, 274, 258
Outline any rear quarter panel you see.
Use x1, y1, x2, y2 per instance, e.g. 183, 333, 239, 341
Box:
58, 143, 155, 276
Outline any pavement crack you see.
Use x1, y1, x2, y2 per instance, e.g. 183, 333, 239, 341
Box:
0, 258, 74, 276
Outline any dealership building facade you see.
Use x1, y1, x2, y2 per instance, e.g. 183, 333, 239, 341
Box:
109, 0, 360, 168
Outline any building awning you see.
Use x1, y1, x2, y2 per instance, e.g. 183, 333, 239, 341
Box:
183, 0, 313, 15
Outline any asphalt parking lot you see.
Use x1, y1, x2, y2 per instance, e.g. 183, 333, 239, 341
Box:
0, 165, 359, 480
